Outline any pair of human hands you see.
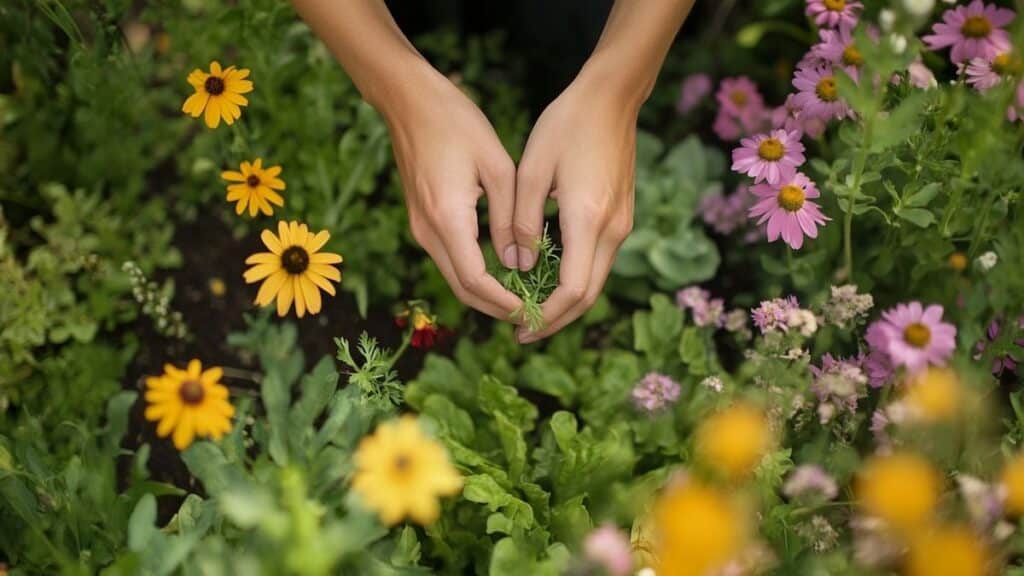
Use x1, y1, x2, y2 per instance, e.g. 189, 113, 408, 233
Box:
385, 64, 637, 343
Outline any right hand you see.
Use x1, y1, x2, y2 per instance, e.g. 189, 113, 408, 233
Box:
381, 65, 523, 320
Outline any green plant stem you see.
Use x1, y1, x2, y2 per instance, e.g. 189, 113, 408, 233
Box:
844, 111, 875, 281
385, 330, 412, 371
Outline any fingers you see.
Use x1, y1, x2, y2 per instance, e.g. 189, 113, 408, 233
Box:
479, 155, 518, 270
513, 151, 556, 271
516, 210, 599, 343
518, 236, 619, 343
413, 222, 520, 321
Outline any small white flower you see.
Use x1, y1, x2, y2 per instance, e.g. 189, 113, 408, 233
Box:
700, 375, 724, 393
977, 251, 998, 271
636, 569, 657, 576
902, 0, 935, 17
786, 309, 819, 337
889, 34, 908, 54
879, 9, 896, 31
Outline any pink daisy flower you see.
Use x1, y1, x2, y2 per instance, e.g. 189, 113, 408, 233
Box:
793, 65, 852, 122
922, 0, 1014, 65
908, 58, 938, 90
748, 172, 829, 249
731, 129, 806, 185
868, 302, 958, 374
716, 76, 766, 119
677, 73, 713, 114
772, 93, 827, 139
805, 0, 863, 29
864, 322, 895, 387
965, 52, 1018, 92
813, 27, 865, 81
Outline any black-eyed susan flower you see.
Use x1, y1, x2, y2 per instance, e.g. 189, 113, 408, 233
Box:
352, 415, 462, 525
144, 359, 234, 451
244, 221, 342, 318
221, 159, 285, 217
182, 61, 253, 129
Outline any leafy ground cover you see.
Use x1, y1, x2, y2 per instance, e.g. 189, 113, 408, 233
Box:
2, 0, 1024, 575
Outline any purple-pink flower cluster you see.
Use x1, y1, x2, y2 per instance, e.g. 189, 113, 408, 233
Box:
864, 302, 957, 386
974, 316, 1024, 375
713, 77, 770, 141
632, 372, 682, 412
700, 185, 755, 235
751, 296, 801, 334
809, 353, 868, 423
676, 286, 725, 328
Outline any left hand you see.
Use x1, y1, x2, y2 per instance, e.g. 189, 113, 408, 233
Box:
511, 69, 638, 343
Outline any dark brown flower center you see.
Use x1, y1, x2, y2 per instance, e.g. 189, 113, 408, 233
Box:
246, 175, 261, 188
729, 90, 748, 107
394, 454, 411, 472
962, 16, 992, 39
204, 76, 226, 96
757, 138, 785, 161
179, 380, 205, 405
823, 0, 846, 11
904, 323, 932, 348
281, 246, 309, 275
842, 44, 864, 67
992, 53, 1019, 75
816, 76, 839, 102
778, 185, 806, 212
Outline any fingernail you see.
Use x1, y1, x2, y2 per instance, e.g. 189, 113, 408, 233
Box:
516, 327, 537, 344
502, 245, 518, 269
518, 247, 536, 271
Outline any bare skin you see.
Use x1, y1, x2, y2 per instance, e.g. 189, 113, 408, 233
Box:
291, 0, 696, 341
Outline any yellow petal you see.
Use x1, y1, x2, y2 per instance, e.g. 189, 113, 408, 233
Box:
222, 170, 245, 182
210, 61, 222, 75
276, 276, 294, 316
305, 230, 330, 253
204, 97, 221, 128
187, 359, 202, 378
264, 165, 282, 178
173, 411, 195, 450
264, 189, 284, 207
201, 367, 223, 384
306, 271, 337, 296
261, 229, 283, 254
155, 405, 182, 437
255, 269, 288, 305
309, 264, 341, 282
227, 79, 254, 94
292, 276, 306, 318
187, 69, 208, 88
278, 221, 291, 247
182, 91, 209, 116
265, 178, 286, 191
245, 252, 279, 265
234, 195, 248, 215
310, 252, 343, 265
300, 275, 322, 315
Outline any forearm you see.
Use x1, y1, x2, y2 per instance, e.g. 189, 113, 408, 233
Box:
582, 0, 696, 110
290, 0, 435, 115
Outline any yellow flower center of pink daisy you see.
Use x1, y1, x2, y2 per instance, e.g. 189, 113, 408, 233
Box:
757, 138, 785, 161
816, 76, 839, 102
777, 185, 806, 212
281, 246, 310, 275
204, 76, 225, 96
961, 16, 992, 39
246, 175, 261, 188
904, 323, 932, 348
730, 90, 748, 107
179, 380, 205, 405
991, 53, 1020, 75
823, 0, 846, 12
842, 44, 864, 67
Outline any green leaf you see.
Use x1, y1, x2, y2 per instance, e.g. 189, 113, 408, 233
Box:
679, 327, 708, 376
905, 182, 942, 207
262, 370, 291, 465
390, 526, 422, 566
518, 355, 576, 406
550, 495, 592, 545
871, 92, 928, 153
898, 207, 936, 228
288, 356, 339, 452
128, 494, 158, 552
462, 475, 535, 530
103, 391, 137, 456
494, 412, 528, 481
420, 394, 476, 445
477, 375, 538, 432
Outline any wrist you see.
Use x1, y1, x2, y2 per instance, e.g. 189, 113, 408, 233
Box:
576, 49, 656, 115
357, 52, 443, 120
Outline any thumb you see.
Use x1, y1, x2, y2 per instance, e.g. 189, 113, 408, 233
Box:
479, 153, 518, 269
513, 152, 555, 271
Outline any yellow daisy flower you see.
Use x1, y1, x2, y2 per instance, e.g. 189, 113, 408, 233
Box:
144, 359, 235, 451
244, 221, 343, 318
181, 61, 253, 129
221, 158, 286, 217
856, 452, 940, 531
655, 481, 747, 576
695, 403, 773, 479
352, 415, 463, 526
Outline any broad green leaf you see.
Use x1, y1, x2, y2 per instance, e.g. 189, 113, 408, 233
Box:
898, 207, 936, 228
128, 494, 157, 552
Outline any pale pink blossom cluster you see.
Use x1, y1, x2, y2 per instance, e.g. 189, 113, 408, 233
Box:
809, 353, 868, 423
583, 524, 633, 576
676, 286, 725, 328
821, 284, 874, 329
677, 73, 713, 115
700, 185, 756, 235
974, 316, 1024, 375
751, 296, 801, 334
713, 76, 770, 141
783, 464, 839, 501
632, 372, 682, 412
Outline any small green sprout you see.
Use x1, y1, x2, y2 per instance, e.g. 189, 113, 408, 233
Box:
501, 226, 560, 332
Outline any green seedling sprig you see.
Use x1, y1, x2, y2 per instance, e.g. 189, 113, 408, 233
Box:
501, 226, 560, 332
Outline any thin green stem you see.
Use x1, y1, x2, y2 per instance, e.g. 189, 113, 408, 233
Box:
844, 111, 875, 281
385, 330, 412, 371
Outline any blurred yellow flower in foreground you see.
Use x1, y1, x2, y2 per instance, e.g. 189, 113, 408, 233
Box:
244, 221, 342, 318
352, 415, 462, 525
905, 525, 988, 576
903, 368, 962, 422
144, 359, 234, 450
182, 61, 253, 129
857, 452, 940, 531
695, 403, 772, 479
222, 158, 286, 217
656, 481, 746, 576
1000, 454, 1024, 515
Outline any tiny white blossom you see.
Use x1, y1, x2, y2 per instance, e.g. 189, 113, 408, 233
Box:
889, 34, 908, 54
902, 0, 934, 17
978, 251, 998, 271
701, 375, 724, 393
879, 9, 896, 31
